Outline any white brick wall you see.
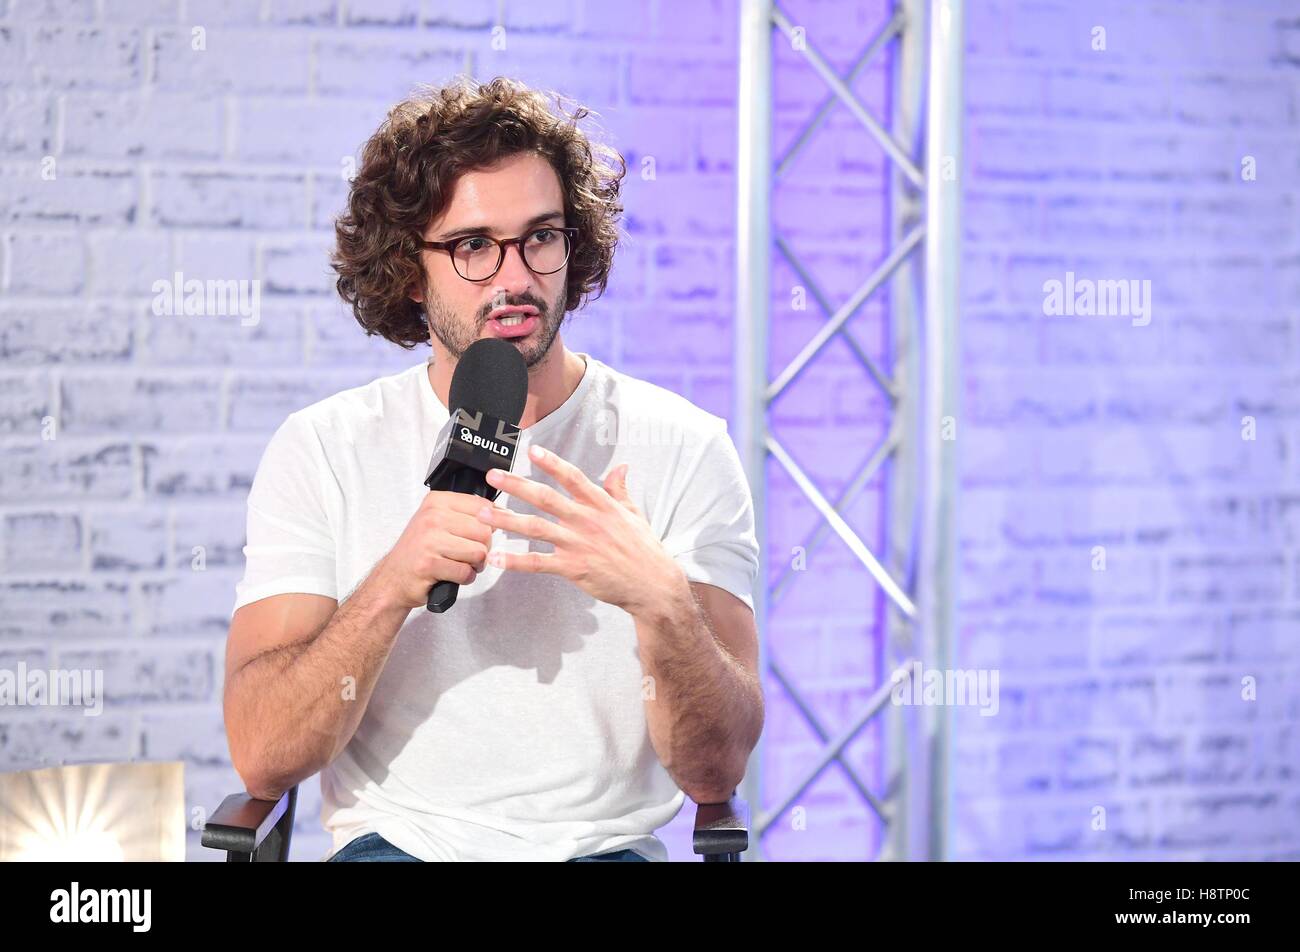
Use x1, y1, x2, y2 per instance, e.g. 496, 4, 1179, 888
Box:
956, 0, 1300, 860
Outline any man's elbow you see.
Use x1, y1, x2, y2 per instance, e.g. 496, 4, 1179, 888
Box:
228, 727, 316, 802
682, 751, 750, 805
225, 698, 318, 801
684, 708, 762, 804
244, 780, 289, 803
684, 778, 745, 805
231, 751, 290, 803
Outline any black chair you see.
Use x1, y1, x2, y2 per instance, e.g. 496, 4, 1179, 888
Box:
202, 784, 750, 862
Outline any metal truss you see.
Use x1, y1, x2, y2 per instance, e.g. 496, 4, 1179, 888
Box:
735, 0, 963, 861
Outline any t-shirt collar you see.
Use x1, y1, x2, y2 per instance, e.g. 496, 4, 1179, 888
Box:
421, 351, 595, 443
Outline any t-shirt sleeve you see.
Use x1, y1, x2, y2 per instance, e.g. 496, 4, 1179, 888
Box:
658, 423, 761, 613
231, 411, 339, 618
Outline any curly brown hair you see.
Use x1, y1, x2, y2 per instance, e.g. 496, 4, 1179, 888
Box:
331, 76, 627, 349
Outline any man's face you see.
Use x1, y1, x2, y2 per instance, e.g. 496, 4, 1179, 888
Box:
414, 151, 570, 369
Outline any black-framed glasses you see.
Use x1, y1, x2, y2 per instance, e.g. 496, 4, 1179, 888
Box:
419, 226, 579, 282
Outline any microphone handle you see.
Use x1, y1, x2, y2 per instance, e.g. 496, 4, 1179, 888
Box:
426, 466, 493, 614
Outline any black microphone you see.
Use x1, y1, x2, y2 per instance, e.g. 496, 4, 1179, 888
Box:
423, 338, 528, 613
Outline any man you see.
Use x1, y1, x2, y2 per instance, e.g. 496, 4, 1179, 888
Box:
224, 76, 763, 862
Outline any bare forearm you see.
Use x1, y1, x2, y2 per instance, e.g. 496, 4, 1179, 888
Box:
225, 564, 411, 799
635, 568, 762, 803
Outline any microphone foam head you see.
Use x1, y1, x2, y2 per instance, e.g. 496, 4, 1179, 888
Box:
449, 338, 529, 425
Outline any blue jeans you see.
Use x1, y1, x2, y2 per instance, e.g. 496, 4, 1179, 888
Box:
327, 832, 649, 862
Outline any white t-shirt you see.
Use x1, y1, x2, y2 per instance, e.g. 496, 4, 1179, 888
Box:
231, 352, 760, 861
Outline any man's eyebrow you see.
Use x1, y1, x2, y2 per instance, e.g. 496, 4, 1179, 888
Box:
434, 211, 565, 241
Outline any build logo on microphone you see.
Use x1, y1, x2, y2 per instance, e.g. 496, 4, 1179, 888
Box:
456, 408, 518, 451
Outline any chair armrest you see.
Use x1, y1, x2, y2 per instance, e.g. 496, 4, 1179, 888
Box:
201, 789, 293, 855
692, 793, 750, 856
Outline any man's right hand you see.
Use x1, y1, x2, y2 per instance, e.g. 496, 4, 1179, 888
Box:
375, 491, 495, 610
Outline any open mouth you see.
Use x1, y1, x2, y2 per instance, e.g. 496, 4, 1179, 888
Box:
485, 306, 540, 339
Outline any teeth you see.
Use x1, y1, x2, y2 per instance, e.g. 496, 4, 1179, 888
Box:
497, 315, 526, 326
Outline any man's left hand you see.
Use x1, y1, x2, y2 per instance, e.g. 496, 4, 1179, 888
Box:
478, 444, 684, 617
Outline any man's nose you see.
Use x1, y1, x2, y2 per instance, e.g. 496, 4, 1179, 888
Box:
491, 242, 533, 295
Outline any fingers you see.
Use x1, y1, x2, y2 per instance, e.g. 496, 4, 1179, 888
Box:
429, 490, 497, 518
602, 463, 635, 510
433, 555, 478, 586
484, 468, 579, 521
474, 503, 574, 548
420, 493, 492, 545
433, 526, 489, 572
440, 508, 493, 548
487, 548, 563, 576
523, 445, 602, 505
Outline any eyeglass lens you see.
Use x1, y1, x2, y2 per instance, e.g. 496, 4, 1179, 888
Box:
452, 228, 570, 281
